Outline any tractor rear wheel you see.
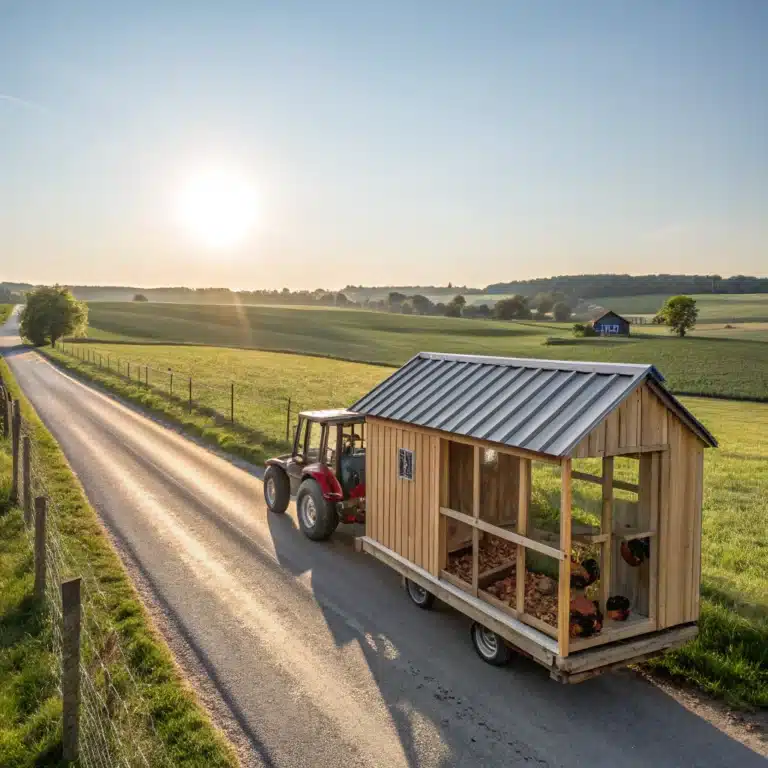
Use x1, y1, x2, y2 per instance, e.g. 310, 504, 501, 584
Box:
296, 479, 339, 541
264, 466, 290, 514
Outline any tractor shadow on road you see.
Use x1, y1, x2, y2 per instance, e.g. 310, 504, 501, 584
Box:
264, 511, 766, 768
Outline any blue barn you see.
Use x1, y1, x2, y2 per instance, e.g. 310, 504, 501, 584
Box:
592, 310, 631, 336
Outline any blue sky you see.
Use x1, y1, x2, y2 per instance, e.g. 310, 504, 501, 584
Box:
1, 1, 766, 290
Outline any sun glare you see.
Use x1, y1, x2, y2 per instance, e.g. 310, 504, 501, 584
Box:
176, 167, 258, 249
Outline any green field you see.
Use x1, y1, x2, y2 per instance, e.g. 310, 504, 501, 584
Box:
83, 302, 768, 401
592, 293, 768, 322
0, 305, 12, 325
43, 342, 768, 707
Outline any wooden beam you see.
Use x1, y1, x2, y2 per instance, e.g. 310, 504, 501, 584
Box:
648, 451, 660, 625
572, 470, 639, 494
600, 457, 614, 620
472, 446, 480, 596
365, 416, 561, 465
558, 458, 572, 657
516, 458, 530, 614
439, 506, 566, 561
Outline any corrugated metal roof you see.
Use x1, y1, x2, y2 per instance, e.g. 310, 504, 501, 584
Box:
351, 352, 716, 455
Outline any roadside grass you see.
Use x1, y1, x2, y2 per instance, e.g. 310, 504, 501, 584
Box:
0, 305, 12, 325
39, 343, 768, 708
82, 303, 768, 401
0, 358, 238, 767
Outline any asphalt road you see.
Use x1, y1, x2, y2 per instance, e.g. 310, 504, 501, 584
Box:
2, 311, 763, 768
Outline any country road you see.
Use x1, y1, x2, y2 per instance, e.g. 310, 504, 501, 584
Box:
1, 310, 763, 768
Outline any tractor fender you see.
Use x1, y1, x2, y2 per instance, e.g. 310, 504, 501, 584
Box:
302, 464, 344, 502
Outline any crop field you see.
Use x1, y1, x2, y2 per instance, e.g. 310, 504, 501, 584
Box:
43, 342, 768, 706
83, 302, 768, 401
591, 293, 768, 322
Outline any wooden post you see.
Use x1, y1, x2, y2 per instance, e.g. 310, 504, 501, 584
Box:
558, 458, 572, 658
516, 458, 530, 614
10, 401, 20, 504
189, 378, 193, 412
600, 456, 614, 619
127, 361, 130, 379
23, 436, 32, 526
1, 388, 8, 438
286, 398, 292, 441
34, 497, 47, 600
61, 578, 82, 763
472, 446, 480, 596
230, 383, 235, 424
145, 366, 149, 387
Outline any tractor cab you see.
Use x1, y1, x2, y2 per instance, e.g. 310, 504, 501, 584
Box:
263, 410, 367, 540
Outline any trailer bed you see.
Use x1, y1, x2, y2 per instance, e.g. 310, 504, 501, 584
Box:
356, 536, 697, 682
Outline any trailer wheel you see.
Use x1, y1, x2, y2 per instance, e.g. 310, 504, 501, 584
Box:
264, 466, 290, 514
471, 622, 512, 666
296, 479, 339, 541
405, 579, 435, 610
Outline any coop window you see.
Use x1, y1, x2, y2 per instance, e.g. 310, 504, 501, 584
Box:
398, 448, 414, 481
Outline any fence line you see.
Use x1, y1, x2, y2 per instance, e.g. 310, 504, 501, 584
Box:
1, 378, 173, 767
56, 341, 304, 442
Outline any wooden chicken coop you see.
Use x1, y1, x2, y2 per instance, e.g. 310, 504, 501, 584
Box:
352, 353, 716, 680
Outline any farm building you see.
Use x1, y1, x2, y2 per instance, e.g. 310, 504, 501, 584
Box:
353, 352, 716, 677
592, 310, 631, 336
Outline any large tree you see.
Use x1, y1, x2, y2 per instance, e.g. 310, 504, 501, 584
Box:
654, 295, 698, 337
493, 295, 531, 320
553, 302, 571, 322
20, 285, 88, 346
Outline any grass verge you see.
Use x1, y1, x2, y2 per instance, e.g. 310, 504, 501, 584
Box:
40, 343, 768, 709
0, 357, 238, 767
0, 305, 12, 325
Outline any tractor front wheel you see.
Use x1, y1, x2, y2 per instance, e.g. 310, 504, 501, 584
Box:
296, 479, 339, 541
264, 466, 291, 514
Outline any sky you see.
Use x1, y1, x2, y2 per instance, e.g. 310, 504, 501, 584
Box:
1, 1, 766, 290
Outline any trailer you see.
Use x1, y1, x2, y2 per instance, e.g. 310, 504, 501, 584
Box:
348, 353, 716, 680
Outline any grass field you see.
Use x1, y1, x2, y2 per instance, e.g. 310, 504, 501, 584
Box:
41, 342, 768, 708
592, 293, 768, 322
83, 302, 768, 401
0, 358, 237, 767
0, 305, 12, 326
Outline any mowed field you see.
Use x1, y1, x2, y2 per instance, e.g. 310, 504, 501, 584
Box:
84, 302, 768, 401
0, 305, 12, 325
44, 340, 768, 707
592, 292, 768, 323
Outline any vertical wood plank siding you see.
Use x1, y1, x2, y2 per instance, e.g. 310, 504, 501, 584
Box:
366, 417, 440, 573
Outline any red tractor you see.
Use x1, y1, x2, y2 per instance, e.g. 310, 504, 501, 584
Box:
263, 409, 367, 540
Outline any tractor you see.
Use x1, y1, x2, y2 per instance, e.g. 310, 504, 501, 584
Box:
263, 409, 367, 540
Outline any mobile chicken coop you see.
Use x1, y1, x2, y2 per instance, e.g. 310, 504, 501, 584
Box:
351, 353, 716, 680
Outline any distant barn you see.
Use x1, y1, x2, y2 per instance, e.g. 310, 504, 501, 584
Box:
593, 311, 631, 337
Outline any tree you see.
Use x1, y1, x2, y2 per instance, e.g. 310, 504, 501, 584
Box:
553, 302, 571, 322
410, 294, 434, 315
387, 291, 407, 311
443, 294, 466, 318
20, 285, 88, 346
532, 292, 555, 314
334, 292, 351, 307
654, 295, 698, 337
493, 295, 531, 320
133, 293, 148, 302
450, 295, 466, 309
400, 300, 414, 315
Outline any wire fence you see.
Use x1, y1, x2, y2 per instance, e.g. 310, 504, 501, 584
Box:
2, 380, 175, 767
55, 341, 309, 445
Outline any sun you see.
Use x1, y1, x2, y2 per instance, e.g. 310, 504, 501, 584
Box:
176, 167, 258, 249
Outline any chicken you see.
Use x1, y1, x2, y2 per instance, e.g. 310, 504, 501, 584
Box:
569, 594, 603, 637
620, 537, 650, 567
570, 557, 600, 589
606, 595, 631, 621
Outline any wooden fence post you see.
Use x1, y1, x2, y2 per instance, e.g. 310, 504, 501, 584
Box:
188, 378, 192, 412
10, 401, 20, 504
61, 578, 82, 763
230, 383, 234, 424
145, 366, 149, 387
286, 398, 292, 441
23, 435, 32, 526
1, 388, 9, 438
170, 371, 174, 398
34, 497, 47, 600
127, 361, 130, 379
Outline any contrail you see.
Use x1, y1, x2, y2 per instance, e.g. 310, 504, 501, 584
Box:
0, 91, 48, 113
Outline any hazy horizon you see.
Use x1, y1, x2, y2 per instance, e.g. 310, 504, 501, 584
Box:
2, 2, 767, 290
